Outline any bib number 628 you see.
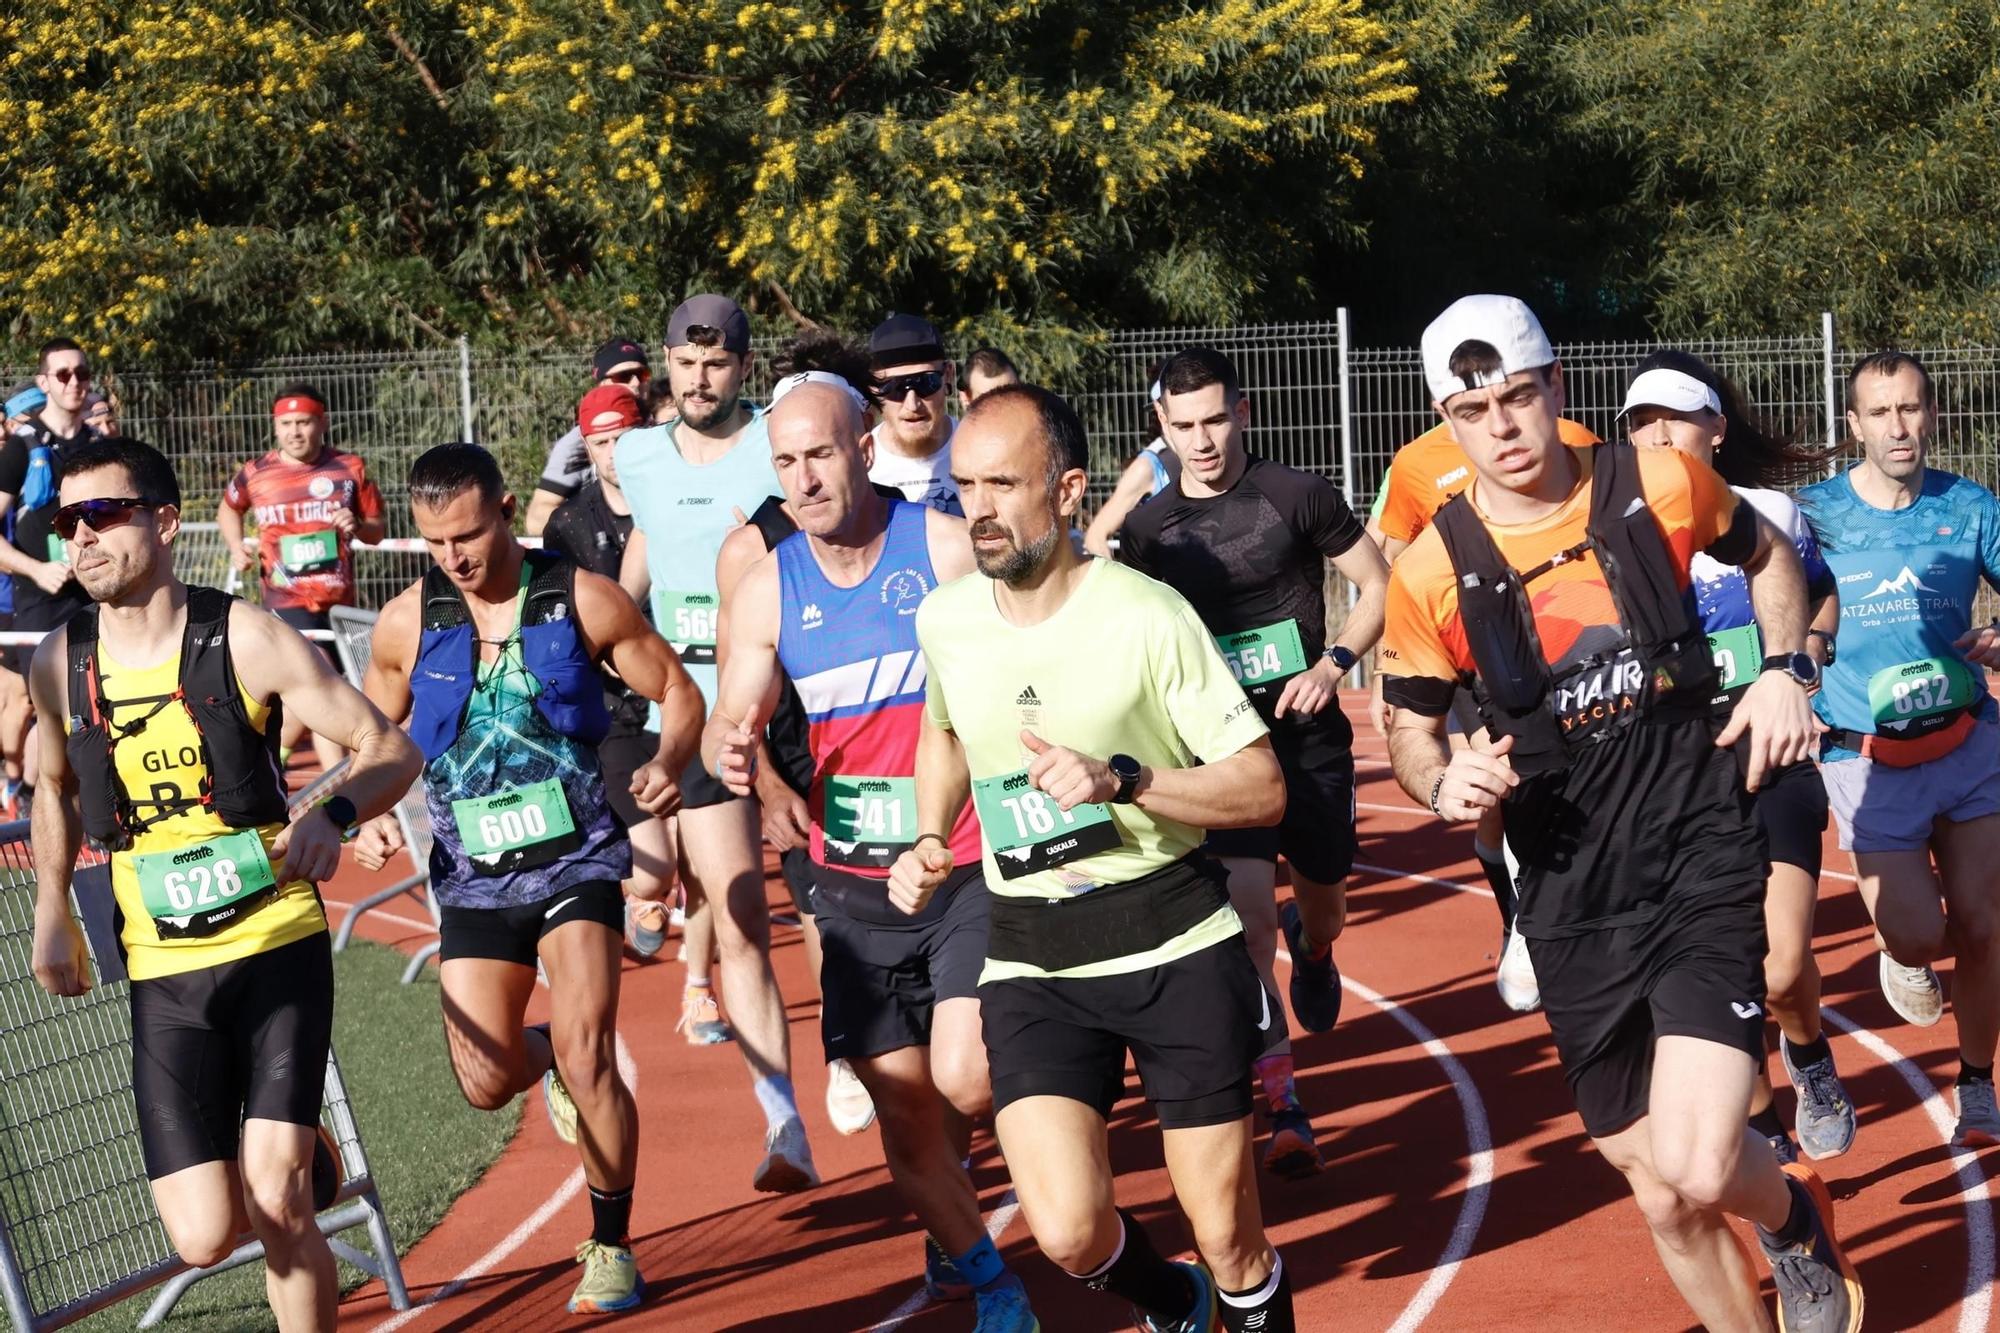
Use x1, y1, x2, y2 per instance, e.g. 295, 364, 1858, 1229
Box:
162, 859, 244, 912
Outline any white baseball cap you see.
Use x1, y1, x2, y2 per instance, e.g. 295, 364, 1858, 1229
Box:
1420, 295, 1556, 404
1618, 367, 1722, 419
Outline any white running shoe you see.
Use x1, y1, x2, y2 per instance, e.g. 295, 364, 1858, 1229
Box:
1496, 926, 1541, 1013
753, 1115, 820, 1193
825, 1058, 878, 1136
1878, 952, 1943, 1027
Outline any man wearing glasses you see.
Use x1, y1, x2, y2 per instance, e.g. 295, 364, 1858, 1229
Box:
868, 315, 964, 516
0, 340, 95, 661
525, 337, 652, 537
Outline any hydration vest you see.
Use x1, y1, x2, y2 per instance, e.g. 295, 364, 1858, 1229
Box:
1432, 444, 1718, 776
64, 586, 290, 851
407, 551, 611, 763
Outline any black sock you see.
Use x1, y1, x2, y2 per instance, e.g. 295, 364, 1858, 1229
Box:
1762, 1179, 1813, 1248
1958, 1061, 1994, 1086
588, 1185, 633, 1247
1077, 1210, 1194, 1322
1218, 1252, 1294, 1333
1786, 1033, 1833, 1069
1748, 1105, 1787, 1140
1474, 846, 1516, 932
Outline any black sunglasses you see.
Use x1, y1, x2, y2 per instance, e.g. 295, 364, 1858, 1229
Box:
603, 368, 651, 386
49, 366, 92, 386
53, 497, 161, 540
879, 370, 945, 401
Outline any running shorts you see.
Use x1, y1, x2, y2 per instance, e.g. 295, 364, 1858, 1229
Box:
814, 866, 988, 1062
1753, 757, 1828, 878
980, 935, 1282, 1130
130, 931, 334, 1179
1207, 720, 1357, 884
679, 750, 738, 811
597, 693, 656, 829
781, 846, 815, 917
1531, 880, 1768, 1139
439, 880, 626, 967
1820, 710, 2000, 853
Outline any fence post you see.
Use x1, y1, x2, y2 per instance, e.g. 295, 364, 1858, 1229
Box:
457, 335, 475, 442
1821, 311, 1838, 449
1336, 307, 1355, 509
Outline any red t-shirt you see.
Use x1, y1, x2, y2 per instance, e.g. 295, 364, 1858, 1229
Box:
222, 447, 383, 612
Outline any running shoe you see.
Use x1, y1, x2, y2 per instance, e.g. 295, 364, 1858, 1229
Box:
825, 1058, 878, 1136
1952, 1079, 2000, 1148
1131, 1260, 1218, 1333
543, 1066, 579, 1146
569, 1239, 644, 1314
753, 1115, 820, 1194
972, 1271, 1039, 1331
1781, 1036, 1857, 1160
1767, 1132, 1800, 1169
311, 1124, 342, 1211
1496, 926, 1541, 1013
1878, 952, 1943, 1027
677, 984, 733, 1046
925, 1235, 974, 1302
1279, 901, 1340, 1033
1263, 1106, 1324, 1179
626, 899, 668, 959
1759, 1162, 1862, 1333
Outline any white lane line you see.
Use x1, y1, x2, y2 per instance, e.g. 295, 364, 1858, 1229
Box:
325, 900, 436, 936
866, 1190, 1021, 1331
1352, 862, 1495, 901
1819, 1006, 1994, 1333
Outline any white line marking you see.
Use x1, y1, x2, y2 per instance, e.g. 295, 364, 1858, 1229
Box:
325, 900, 437, 936
1352, 861, 1495, 900
866, 1190, 1021, 1331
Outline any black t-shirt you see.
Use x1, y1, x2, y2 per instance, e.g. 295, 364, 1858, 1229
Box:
0, 416, 93, 631
1117, 454, 1365, 736
543, 481, 634, 582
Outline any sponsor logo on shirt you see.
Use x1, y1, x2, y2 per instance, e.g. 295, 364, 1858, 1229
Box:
1015, 686, 1040, 706
1434, 466, 1468, 489
880, 568, 930, 615
679, 496, 715, 506
801, 602, 823, 629
308, 475, 335, 500
1860, 566, 1938, 599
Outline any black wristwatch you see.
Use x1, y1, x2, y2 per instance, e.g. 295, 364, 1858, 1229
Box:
1806, 629, 1836, 666
1324, 644, 1359, 673
318, 794, 359, 835
1108, 753, 1142, 805
1761, 652, 1821, 690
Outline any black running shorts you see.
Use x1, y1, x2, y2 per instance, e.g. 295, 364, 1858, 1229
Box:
814, 867, 989, 1062
130, 931, 334, 1179
597, 695, 657, 830
1531, 880, 1769, 1139
439, 880, 626, 967
781, 846, 815, 917
1753, 758, 1828, 879
1207, 718, 1357, 885
679, 750, 739, 811
981, 934, 1282, 1131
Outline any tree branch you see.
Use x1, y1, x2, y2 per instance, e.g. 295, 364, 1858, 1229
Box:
767, 280, 817, 329
379, 22, 450, 110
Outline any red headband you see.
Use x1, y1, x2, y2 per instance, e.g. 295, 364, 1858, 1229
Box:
273, 395, 326, 420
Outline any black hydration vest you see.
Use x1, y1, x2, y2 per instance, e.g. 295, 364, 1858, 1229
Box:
65, 586, 291, 851
1432, 444, 1718, 777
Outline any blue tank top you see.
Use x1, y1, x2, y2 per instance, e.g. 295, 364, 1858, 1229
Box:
1688, 487, 1829, 705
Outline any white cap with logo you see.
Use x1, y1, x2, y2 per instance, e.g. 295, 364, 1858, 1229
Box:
1618, 367, 1722, 419
1420, 295, 1556, 404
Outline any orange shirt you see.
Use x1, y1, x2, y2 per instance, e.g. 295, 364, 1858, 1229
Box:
1375, 418, 1600, 545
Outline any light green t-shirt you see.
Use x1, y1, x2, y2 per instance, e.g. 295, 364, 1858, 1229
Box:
917, 559, 1271, 979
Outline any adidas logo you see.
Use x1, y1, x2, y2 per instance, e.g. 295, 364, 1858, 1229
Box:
1015, 685, 1040, 706
801, 603, 823, 629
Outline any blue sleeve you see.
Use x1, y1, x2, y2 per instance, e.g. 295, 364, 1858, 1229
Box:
1984, 490, 2000, 592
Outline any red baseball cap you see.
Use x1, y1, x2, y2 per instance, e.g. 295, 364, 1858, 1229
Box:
577, 383, 643, 437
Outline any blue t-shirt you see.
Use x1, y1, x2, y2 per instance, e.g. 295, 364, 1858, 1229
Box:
1798, 467, 2000, 756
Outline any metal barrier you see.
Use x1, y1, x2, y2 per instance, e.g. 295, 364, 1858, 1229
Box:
0, 819, 409, 1330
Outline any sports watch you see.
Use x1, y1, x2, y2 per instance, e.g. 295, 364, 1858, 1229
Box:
318, 794, 360, 837
1108, 753, 1142, 805
1761, 652, 1821, 690
1325, 644, 1360, 673
1805, 629, 1836, 666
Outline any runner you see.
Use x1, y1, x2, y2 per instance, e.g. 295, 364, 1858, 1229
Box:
29, 436, 422, 1332
616, 294, 820, 1189
868, 314, 962, 514
1080, 377, 1175, 559
354, 442, 702, 1315
542, 384, 690, 972
1797, 349, 2000, 1146
1619, 350, 1857, 1165
899, 383, 1297, 1332
1379, 295, 1860, 1331
218, 383, 387, 773
525, 337, 652, 537
705, 376, 1037, 1329
959, 346, 1020, 412
1117, 346, 1388, 1178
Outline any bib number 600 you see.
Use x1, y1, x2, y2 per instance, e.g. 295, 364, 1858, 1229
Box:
480, 804, 549, 850
162, 859, 244, 912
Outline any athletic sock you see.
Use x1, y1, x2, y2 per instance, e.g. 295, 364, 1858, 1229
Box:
588, 1185, 633, 1247
1760, 1178, 1814, 1249
1254, 1053, 1301, 1115
685, 975, 712, 992
1748, 1105, 1787, 1140
1786, 1033, 1832, 1069
1472, 840, 1516, 932
1075, 1209, 1195, 1322
949, 1234, 1007, 1290
1957, 1061, 1994, 1087
1218, 1252, 1295, 1333
753, 1073, 800, 1131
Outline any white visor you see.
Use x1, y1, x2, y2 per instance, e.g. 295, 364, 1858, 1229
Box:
1619, 368, 1722, 419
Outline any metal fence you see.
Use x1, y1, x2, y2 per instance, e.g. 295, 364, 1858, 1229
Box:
9, 312, 1999, 610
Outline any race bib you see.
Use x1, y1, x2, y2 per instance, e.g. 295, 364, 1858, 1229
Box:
970, 768, 1121, 881
1706, 623, 1763, 693
450, 779, 580, 876
132, 828, 279, 939
821, 775, 917, 868
279, 528, 340, 575
1868, 656, 1976, 730
652, 589, 719, 665
44, 532, 65, 565
1214, 619, 1308, 688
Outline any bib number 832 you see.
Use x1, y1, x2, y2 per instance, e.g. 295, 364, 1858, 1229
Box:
1891, 673, 1953, 715
161, 859, 244, 912
479, 804, 549, 850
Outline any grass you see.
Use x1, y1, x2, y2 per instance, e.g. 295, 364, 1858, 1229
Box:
73, 940, 518, 1332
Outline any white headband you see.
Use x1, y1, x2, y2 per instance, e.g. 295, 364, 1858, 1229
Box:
770, 370, 869, 414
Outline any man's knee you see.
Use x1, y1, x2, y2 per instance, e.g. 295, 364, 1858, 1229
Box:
243, 1169, 317, 1250
1034, 1204, 1120, 1276
1880, 914, 1948, 965
1763, 941, 1812, 1009
932, 1040, 992, 1120
165, 1212, 239, 1271
554, 1024, 620, 1100
451, 1061, 519, 1112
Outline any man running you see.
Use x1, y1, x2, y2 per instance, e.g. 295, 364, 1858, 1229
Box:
959, 347, 1020, 413
31, 436, 421, 1332
705, 376, 1037, 1329
868, 314, 962, 514
1380, 295, 1860, 1332
1117, 346, 1388, 1178
354, 442, 701, 1315
899, 383, 1297, 1332
1080, 375, 1175, 559
616, 294, 819, 1188
218, 383, 387, 772
1798, 349, 2000, 1146
525, 337, 653, 537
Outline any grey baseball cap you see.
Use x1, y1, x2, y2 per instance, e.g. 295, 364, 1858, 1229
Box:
665, 294, 751, 353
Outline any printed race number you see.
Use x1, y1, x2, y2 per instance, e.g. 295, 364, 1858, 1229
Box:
1213, 620, 1307, 688
970, 768, 1121, 880
131, 828, 280, 938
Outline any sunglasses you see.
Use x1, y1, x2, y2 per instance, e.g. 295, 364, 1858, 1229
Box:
879, 370, 945, 401
53, 497, 161, 540
603, 368, 651, 386
48, 366, 92, 386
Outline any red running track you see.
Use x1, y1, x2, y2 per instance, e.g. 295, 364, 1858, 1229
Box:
322, 693, 1996, 1331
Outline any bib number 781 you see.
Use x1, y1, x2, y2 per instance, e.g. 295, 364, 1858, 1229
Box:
998, 789, 1079, 840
